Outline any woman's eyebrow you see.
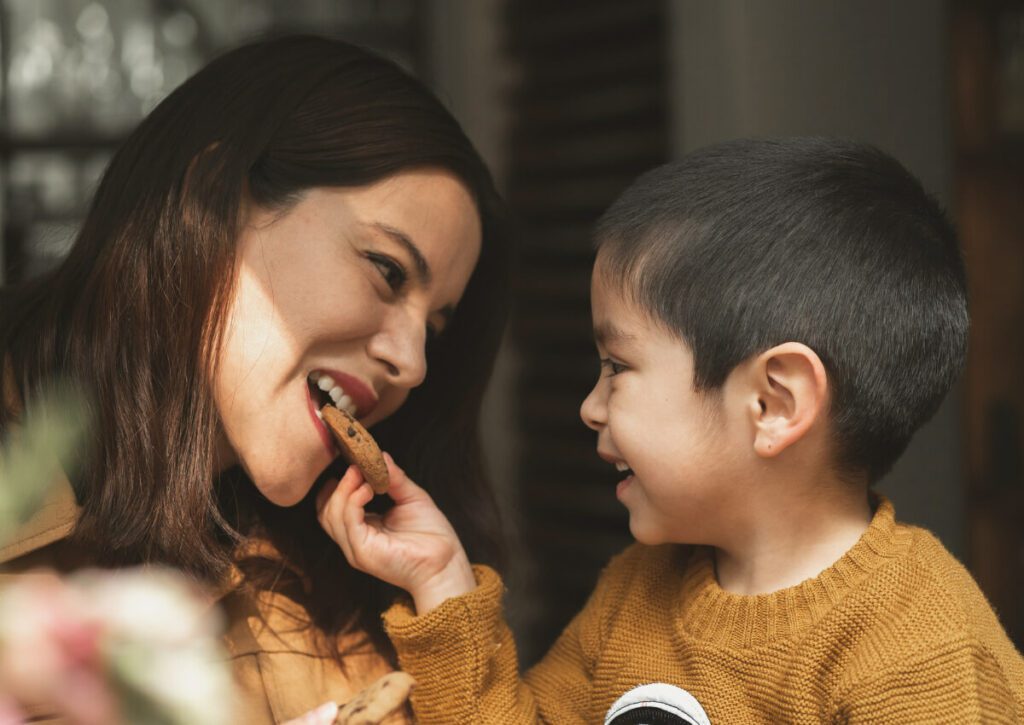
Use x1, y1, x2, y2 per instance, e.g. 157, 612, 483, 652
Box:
366, 221, 456, 328
367, 222, 431, 285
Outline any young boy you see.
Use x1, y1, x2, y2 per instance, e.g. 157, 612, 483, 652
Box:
317, 137, 1024, 723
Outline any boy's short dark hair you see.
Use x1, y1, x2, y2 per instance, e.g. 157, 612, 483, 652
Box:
595, 137, 969, 483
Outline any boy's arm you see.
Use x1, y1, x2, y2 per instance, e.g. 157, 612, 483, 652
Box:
316, 456, 478, 616
318, 459, 605, 723
384, 563, 606, 724
835, 639, 1023, 723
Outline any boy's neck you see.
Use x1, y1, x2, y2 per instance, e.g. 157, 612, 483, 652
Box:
712, 474, 872, 597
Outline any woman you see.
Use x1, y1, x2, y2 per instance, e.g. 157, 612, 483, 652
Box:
0, 35, 509, 723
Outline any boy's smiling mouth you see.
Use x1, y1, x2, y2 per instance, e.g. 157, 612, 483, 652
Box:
599, 450, 634, 479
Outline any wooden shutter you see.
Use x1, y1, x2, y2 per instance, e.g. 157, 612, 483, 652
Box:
505, 0, 670, 664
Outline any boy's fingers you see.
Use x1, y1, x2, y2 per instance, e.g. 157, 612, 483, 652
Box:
344, 483, 375, 530
340, 463, 365, 493
383, 451, 404, 476
340, 483, 376, 565
382, 452, 429, 505
315, 477, 340, 516
318, 466, 363, 542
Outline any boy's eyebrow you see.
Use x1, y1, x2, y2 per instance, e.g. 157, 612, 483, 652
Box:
365, 221, 432, 286
593, 321, 636, 346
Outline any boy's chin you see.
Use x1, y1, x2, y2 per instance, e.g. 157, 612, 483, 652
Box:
628, 518, 667, 546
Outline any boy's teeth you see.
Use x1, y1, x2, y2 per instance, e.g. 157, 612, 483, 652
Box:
317, 375, 335, 392
615, 461, 630, 472
315, 408, 323, 420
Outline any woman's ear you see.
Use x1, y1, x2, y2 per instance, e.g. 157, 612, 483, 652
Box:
748, 342, 828, 458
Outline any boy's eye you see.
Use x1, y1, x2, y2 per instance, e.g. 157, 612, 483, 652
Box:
368, 253, 408, 292
599, 358, 626, 376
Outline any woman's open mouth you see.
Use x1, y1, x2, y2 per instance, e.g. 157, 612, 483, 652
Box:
307, 371, 359, 417
305, 380, 338, 458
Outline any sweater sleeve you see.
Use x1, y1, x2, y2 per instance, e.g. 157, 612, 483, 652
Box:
383, 563, 607, 724
836, 638, 1023, 724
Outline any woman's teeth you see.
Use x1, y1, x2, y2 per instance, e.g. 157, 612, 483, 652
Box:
615, 461, 631, 473
309, 371, 357, 417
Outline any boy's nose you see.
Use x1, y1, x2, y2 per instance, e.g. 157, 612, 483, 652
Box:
580, 384, 606, 431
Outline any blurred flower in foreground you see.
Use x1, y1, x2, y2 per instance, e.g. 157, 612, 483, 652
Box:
0, 385, 236, 724
80, 567, 235, 725
0, 567, 236, 725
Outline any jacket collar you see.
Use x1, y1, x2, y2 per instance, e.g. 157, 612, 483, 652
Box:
0, 476, 80, 564
1, 361, 81, 564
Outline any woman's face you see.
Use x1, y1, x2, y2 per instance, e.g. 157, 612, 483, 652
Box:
213, 169, 482, 505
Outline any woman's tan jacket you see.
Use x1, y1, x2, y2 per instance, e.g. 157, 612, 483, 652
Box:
0, 371, 409, 724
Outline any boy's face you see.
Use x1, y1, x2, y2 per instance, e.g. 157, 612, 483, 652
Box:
581, 264, 749, 546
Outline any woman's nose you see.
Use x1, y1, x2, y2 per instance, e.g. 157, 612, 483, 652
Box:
580, 382, 606, 432
367, 310, 428, 389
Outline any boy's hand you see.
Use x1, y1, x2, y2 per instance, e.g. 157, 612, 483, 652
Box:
316, 453, 476, 615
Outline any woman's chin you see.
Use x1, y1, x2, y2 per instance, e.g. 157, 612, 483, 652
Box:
252, 477, 314, 507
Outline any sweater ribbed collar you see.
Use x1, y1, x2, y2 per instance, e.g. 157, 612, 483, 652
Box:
673, 495, 912, 649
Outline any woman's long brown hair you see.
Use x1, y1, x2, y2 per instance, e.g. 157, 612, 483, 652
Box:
0, 35, 510, 661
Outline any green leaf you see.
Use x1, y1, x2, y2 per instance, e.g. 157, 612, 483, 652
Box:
0, 382, 90, 543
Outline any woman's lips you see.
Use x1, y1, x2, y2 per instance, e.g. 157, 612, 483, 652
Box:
317, 368, 378, 418
306, 383, 337, 457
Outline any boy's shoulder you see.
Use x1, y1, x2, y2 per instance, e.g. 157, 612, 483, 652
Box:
597, 525, 1021, 663
860, 520, 1004, 634
838, 519, 1024, 691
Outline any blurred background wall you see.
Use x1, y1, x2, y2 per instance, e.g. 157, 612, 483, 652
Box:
1, 0, 1020, 667
671, 0, 961, 582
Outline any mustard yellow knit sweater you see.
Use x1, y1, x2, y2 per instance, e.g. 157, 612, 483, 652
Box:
383, 498, 1024, 723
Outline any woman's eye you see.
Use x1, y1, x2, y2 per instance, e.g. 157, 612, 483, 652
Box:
368, 253, 407, 291
599, 358, 626, 376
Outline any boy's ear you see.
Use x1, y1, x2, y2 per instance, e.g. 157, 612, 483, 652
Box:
746, 342, 828, 458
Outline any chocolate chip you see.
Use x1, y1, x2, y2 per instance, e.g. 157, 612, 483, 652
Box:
347, 427, 356, 437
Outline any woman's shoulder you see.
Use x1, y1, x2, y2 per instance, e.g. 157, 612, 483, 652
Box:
218, 584, 411, 724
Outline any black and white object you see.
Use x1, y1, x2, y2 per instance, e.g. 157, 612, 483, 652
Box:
604, 683, 711, 725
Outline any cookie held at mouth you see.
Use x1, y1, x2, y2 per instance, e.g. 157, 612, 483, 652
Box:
321, 404, 390, 494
